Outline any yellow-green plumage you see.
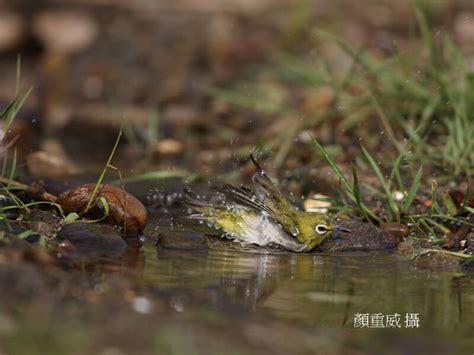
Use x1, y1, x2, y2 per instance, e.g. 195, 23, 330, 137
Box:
185, 155, 343, 252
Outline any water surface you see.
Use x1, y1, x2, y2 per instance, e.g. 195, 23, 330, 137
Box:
142, 242, 473, 335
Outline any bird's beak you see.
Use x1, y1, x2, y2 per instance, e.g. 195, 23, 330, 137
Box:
334, 226, 351, 233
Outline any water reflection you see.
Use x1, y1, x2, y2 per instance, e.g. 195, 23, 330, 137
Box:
139, 243, 473, 333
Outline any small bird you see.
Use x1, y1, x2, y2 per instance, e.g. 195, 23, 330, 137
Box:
184, 155, 349, 252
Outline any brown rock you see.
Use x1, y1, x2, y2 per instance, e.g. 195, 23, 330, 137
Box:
57, 184, 148, 235
396, 239, 416, 258
413, 252, 461, 272
380, 222, 409, 240
58, 222, 127, 256
319, 220, 399, 252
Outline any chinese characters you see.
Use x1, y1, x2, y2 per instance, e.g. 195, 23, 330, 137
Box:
353, 313, 420, 328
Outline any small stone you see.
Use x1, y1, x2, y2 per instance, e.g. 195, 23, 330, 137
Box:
56, 240, 76, 257
157, 231, 207, 250
26, 151, 78, 178
151, 138, 183, 156
33, 11, 98, 54
319, 220, 399, 252
423, 199, 433, 208
57, 184, 148, 235
380, 222, 409, 240
0, 12, 25, 51
391, 191, 405, 202
131, 296, 153, 314
58, 222, 127, 254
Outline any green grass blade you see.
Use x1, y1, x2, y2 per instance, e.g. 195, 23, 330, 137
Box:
401, 166, 422, 214
85, 125, 123, 212
112, 170, 190, 185
313, 139, 353, 195
0, 99, 17, 119
361, 146, 398, 216
351, 164, 361, 204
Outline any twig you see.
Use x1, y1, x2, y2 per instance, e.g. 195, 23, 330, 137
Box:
0, 176, 57, 202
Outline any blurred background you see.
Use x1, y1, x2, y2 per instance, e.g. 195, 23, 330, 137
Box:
0, 0, 473, 180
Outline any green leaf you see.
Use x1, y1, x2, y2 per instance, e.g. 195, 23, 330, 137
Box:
465, 206, 474, 214
83, 197, 110, 224
99, 196, 110, 218
17, 229, 39, 240
441, 192, 457, 216
63, 212, 80, 224
402, 166, 422, 214
38, 235, 47, 247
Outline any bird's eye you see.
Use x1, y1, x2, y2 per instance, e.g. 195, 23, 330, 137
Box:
315, 224, 327, 235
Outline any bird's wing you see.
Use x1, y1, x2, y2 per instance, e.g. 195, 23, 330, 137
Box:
249, 154, 297, 214
222, 155, 301, 237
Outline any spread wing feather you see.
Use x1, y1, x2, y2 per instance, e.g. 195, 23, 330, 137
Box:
249, 155, 297, 213
222, 155, 300, 236
222, 185, 276, 216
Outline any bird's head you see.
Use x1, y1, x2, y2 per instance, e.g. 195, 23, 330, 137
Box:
296, 213, 350, 250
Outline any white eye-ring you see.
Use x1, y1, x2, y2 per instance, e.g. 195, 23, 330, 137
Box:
315, 224, 327, 235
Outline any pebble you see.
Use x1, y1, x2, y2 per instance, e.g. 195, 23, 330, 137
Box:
132, 296, 153, 314
151, 138, 183, 156
58, 222, 127, 255
380, 222, 409, 240
157, 231, 208, 250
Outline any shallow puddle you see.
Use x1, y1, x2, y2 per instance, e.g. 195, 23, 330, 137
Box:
142, 243, 473, 333
1, 232, 473, 354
